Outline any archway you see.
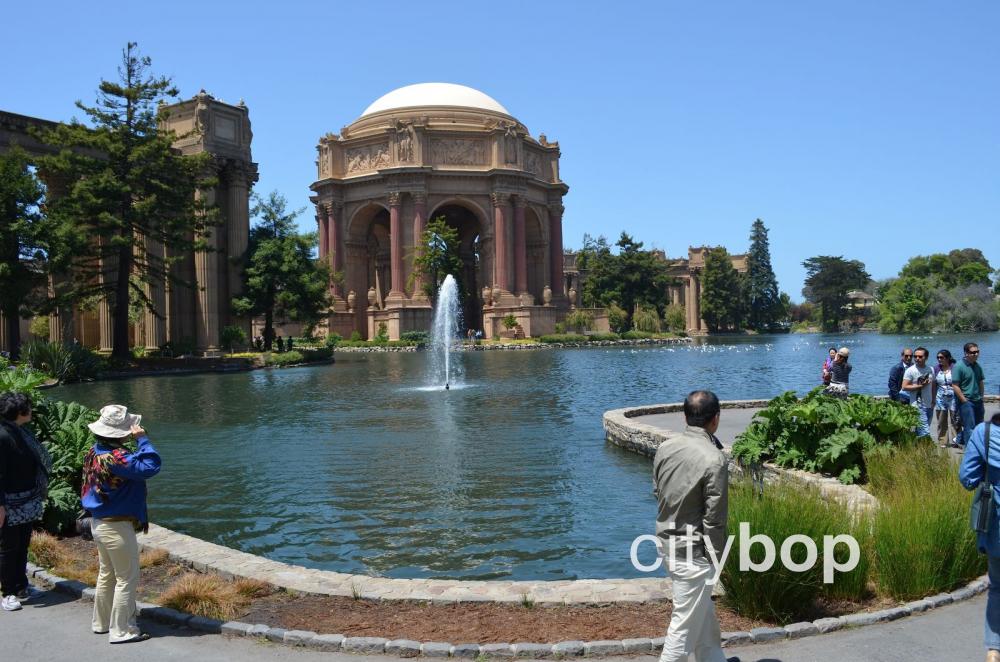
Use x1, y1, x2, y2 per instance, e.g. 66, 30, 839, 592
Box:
427, 203, 484, 331
524, 207, 548, 302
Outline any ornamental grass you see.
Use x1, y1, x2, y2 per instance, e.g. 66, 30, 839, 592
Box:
721, 480, 870, 623
866, 442, 986, 600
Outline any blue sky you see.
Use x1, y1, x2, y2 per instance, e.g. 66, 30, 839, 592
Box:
3, 1, 998, 300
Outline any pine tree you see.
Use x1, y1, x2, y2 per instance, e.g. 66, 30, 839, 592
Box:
700, 247, 744, 332
232, 192, 331, 350
746, 218, 783, 330
802, 256, 871, 331
37, 43, 217, 358
411, 217, 463, 301
0, 148, 49, 359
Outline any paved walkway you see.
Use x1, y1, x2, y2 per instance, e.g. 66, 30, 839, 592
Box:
0, 583, 988, 661
633, 407, 759, 449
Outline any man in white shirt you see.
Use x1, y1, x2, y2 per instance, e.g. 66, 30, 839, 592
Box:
902, 347, 934, 438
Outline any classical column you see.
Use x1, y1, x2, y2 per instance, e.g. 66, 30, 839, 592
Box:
227, 162, 250, 300
412, 193, 427, 299
388, 192, 404, 297
491, 192, 510, 292
143, 235, 167, 351
548, 203, 565, 302
326, 202, 344, 299
513, 196, 528, 295
694, 274, 704, 332
98, 248, 115, 353
686, 274, 697, 331
195, 187, 221, 355
317, 208, 329, 260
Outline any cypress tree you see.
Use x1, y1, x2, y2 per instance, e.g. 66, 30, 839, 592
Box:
746, 218, 782, 330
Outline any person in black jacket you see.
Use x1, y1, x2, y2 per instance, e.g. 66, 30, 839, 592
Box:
0, 392, 51, 612
888, 348, 913, 403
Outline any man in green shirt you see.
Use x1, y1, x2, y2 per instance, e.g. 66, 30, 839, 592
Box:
953, 342, 986, 446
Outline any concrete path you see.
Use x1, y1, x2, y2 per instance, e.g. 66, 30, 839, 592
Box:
634, 407, 759, 448
0, 583, 988, 661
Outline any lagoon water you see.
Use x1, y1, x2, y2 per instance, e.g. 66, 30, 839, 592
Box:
58, 332, 999, 580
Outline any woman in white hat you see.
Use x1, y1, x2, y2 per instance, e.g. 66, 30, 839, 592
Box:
81, 405, 161, 644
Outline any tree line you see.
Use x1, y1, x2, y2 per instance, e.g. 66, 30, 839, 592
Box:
575, 219, 787, 334
0, 43, 329, 359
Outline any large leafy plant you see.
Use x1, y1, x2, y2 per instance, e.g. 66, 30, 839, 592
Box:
732, 388, 920, 484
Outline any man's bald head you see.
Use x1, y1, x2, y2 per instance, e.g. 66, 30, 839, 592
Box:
684, 390, 720, 429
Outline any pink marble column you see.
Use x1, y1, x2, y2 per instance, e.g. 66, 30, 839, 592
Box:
513, 196, 527, 295
388, 192, 403, 295
412, 193, 427, 298
548, 203, 565, 298
326, 203, 344, 298
491, 192, 510, 291
317, 208, 329, 260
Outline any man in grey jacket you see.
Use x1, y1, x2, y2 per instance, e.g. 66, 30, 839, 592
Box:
653, 390, 736, 662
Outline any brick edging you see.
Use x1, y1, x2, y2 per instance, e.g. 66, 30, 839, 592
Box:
28, 561, 989, 657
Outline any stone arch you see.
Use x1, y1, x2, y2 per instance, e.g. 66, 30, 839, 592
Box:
426, 198, 489, 331
347, 202, 392, 315
524, 206, 548, 303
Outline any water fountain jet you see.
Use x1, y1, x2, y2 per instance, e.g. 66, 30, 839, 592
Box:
429, 274, 462, 389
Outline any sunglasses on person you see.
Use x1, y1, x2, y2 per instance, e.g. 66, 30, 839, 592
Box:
968, 350, 980, 355
903, 354, 912, 359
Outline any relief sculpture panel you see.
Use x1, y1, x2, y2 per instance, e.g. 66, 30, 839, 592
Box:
524, 151, 543, 178
429, 138, 487, 166
346, 142, 391, 173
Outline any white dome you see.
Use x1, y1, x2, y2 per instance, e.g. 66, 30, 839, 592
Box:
361, 83, 510, 117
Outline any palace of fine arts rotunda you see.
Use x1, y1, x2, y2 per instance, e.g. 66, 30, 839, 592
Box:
310, 83, 572, 340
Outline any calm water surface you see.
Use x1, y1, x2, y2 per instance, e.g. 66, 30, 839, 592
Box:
57, 332, 999, 580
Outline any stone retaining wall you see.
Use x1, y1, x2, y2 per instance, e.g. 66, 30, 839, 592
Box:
138, 524, 669, 605
602, 400, 879, 512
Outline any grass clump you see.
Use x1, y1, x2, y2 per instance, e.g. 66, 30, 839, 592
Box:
139, 548, 170, 568
866, 442, 986, 600
620, 330, 653, 340
721, 480, 870, 623
28, 531, 99, 584
159, 572, 272, 621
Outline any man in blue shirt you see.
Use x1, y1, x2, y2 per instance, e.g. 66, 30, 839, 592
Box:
954, 342, 986, 446
959, 412, 1000, 661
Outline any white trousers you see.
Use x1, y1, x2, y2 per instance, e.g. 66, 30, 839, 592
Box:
91, 519, 141, 643
659, 555, 727, 662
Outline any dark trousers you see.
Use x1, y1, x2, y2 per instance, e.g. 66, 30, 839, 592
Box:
0, 522, 32, 597
960, 399, 986, 446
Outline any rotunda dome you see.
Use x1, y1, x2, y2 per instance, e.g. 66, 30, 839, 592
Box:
360, 83, 511, 118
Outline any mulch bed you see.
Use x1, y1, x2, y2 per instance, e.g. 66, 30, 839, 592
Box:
45, 534, 891, 643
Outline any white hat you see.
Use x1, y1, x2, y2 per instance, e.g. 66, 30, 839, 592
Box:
88, 405, 142, 439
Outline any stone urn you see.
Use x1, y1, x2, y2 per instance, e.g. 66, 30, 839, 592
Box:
492, 285, 502, 306
482, 286, 492, 306
568, 287, 577, 309
542, 285, 552, 306
367, 286, 377, 309
347, 290, 356, 312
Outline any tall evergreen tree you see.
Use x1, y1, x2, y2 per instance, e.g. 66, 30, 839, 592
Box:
232, 191, 330, 350
0, 148, 50, 359
411, 216, 463, 301
37, 43, 216, 358
802, 256, 871, 331
700, 247, 744, 332
745, 218, 783, 330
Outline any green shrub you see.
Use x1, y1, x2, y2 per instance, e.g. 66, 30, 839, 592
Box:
866, 442, 986, 600
564, 309, 594, 332
502, 314, 518, 330
20, 340, 102, 383
731, 388, 920, 484
264, 350, 304, 366
0, 355, 9, 370
632, 307, 661, 333
553, 322, 565, 334
538, 333, 588, 344
606, 303, 628, 334
31, 398, 100, 533
29, 316, 50, 340
0, 366, 47, 393
400, 331, 430, 344
349, 330, 363, 342
374, 322, 389, 344
220, 325, 248, 353
159, 337, 196, 357
620, 330, 653, 340
721, 480, 870, 623
586, 333, 621, 341
300, 347, 333, 362
664, 303, 686, 333
324, 333, 342, 348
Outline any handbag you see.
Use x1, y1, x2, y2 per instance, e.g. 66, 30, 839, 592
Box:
971, 421, 994, 534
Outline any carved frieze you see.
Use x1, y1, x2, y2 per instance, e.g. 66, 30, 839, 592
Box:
524, 151, 542, 177
346, 142, 391, 173
429, 138, 487, 166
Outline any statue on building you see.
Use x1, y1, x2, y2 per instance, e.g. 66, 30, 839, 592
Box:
394, 120, 415, 163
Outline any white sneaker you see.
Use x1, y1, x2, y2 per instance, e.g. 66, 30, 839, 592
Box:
1, 595, 22, 611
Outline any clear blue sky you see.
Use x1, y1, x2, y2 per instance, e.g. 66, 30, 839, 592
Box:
4, 1, 998, 299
